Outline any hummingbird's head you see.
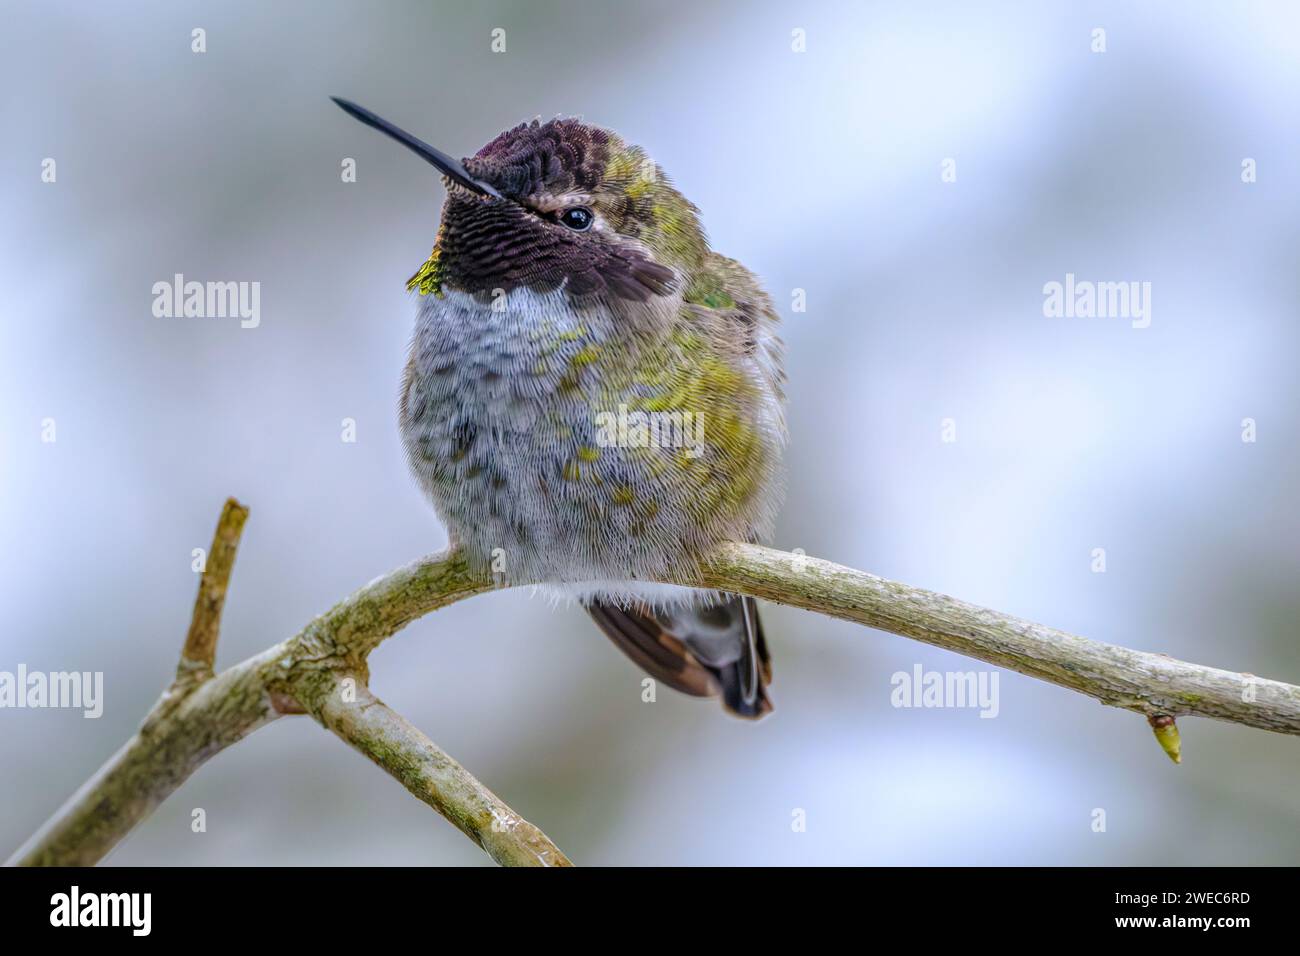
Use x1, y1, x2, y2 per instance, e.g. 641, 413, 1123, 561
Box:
332, 98, 707, 303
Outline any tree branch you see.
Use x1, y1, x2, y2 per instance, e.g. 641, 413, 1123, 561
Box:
698, 543, 1300, 737
303, 672, 571, 867
9, 503, 1299, 868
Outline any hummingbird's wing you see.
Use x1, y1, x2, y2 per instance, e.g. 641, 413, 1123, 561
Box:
587, 595, 773, 719
684, 251, 787, 429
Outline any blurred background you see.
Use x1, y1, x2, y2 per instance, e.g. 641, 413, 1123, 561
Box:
2, 0, 1298, 865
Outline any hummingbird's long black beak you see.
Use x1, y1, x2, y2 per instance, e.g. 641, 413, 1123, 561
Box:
330, 97, 502, 199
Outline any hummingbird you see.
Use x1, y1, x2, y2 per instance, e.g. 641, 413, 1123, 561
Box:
333, 98, 786, 717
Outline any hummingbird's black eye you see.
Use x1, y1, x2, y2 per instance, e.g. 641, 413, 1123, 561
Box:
559, 206, 594, 231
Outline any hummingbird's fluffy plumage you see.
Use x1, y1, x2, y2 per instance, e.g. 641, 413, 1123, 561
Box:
388, 114, 786, 717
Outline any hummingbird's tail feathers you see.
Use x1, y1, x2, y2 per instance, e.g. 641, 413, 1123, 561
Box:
586, 594, 774, 719
706, 595, 774, 719
732, 595, 774, 718
586, 601, 720, 699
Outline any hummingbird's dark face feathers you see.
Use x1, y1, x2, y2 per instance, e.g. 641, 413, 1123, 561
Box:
410, 117, 706, 303
430, 190, 676, 302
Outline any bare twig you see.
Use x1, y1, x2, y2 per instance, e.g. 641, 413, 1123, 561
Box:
304, 672, 571, 867
8, 502, 1299, 868
176, 497, 248, 687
